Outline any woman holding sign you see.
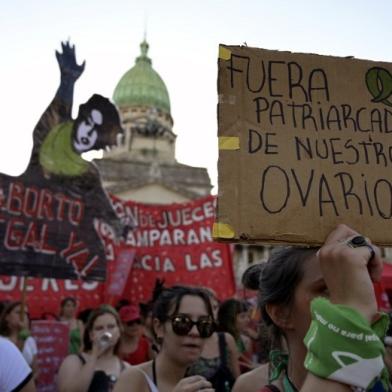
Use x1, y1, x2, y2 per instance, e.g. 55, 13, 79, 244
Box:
233, 224, 388, 392
57, 305, 130, 392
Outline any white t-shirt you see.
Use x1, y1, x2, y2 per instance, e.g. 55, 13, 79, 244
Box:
22, 336, 38, 366
0, 337, 32, 392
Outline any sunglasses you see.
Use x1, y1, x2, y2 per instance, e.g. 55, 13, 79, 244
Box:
171, 314, 215, 338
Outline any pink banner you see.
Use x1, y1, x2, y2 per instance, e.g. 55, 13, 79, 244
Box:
31, 320, 69, 392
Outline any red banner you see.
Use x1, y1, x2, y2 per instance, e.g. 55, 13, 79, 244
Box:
31, 320, 69, 392
106, 195, 236, 303
0, 276, 103, 319
105, 248, 135, 298
0, 196, 235, 316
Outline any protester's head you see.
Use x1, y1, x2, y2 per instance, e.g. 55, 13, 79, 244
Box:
77, 308, 93, 326
242, 246, 323, 345
119, 304, 142, 337
74, 94, 122, 153
0, 301, 28, 336
152, 285, 215, 366
217, 298, 249, 340
60, 297, 78, 319
115, 298, 131, 312
202, 288, 220, 321
139, 302, 153, 330
0, 301, 9, 317
83, 305, 122, 355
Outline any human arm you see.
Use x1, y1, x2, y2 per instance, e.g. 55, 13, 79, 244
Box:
57, 354, 97, 392
301, 224, 385, 390
57, 337, 115, 392
317, 224, 381, 322
301, 373, 350, 391
31, 41, 85, 164
172, 375, 214, 392
225, 332, 241, 378
78, 320, 85, 351
232, 363, 270, 392
0, 337, 35, 392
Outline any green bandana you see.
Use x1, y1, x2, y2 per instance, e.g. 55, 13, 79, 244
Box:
39, 122, 89, 176
304, 297, 389, 390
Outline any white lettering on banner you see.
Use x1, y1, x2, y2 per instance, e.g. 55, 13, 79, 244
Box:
163, 258, 175, 272
81, 281, 99, 290
185, 250, 224, 271
126, 226, 213, 247
111, 198, 215, 229
173, 229, 185, 244
0, 277, 99, 292
211, 249, 223, 267
42, 279, 59, 292
65, 280, 78, 290
0, 276, 17, 291
139, 255, 175, 272
134, 250, 225, 273
185, 255, 198, 271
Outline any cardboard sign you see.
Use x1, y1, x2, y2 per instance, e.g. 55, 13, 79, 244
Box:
0, 42, 124, 280
216, 45, 392, 245
31, 320, 69, 392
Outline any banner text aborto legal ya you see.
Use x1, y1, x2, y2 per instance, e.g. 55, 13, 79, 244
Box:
0, 195, 235, 317
216, 45, 392, 245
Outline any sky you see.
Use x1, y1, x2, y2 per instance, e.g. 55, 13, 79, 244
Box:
1, 0, 392, 193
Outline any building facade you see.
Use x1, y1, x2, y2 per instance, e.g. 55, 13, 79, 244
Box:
96, 40, 268, 285
96, 40, 212, 204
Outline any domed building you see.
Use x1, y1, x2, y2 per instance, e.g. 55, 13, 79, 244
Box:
96, 40, 212, 203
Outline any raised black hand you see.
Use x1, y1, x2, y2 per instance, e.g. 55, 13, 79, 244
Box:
56, 41, 85, 84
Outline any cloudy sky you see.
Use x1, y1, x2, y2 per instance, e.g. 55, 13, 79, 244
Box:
1, 0, 392, 192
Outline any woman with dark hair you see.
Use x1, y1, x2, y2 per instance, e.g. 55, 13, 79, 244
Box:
0, 301, 39, 378
114, 285, 216, 392
57, 305, 129, 392
234, 224, 388, 391
0, 301, 25, 348
59, 297, 84, 354
187, 289, 240, 391
218, 298, 254, 372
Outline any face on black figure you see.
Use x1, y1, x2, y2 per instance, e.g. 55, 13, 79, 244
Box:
73, 109, 103, 152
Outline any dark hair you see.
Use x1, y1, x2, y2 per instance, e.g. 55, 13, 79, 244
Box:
83, 305, 122, 355
77, 308, 94, 325
217, 298, 248, 340
78, 94, 120, 125
242, 247, 318, 344
60, 297, 77, 308
0, 301, 22, 336
139, 302, 153, 320
115, 299, 131, 312
152, 285, 214, 340
75, 94, 122, 150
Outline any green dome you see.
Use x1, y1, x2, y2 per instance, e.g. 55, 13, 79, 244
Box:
113, 40, 171, 114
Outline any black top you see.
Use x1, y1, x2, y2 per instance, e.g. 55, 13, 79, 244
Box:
77, 353, 125, 392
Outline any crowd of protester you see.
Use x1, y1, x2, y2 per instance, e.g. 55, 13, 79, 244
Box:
1, 225, 392, 391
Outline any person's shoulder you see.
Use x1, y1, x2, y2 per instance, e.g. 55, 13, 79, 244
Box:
232, 363, 270, 392
115, 363, 152, 392
223, 332, 238, 351
0, 337, 26, 360
59, 353, 84, 369
223, 332, 236, 345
